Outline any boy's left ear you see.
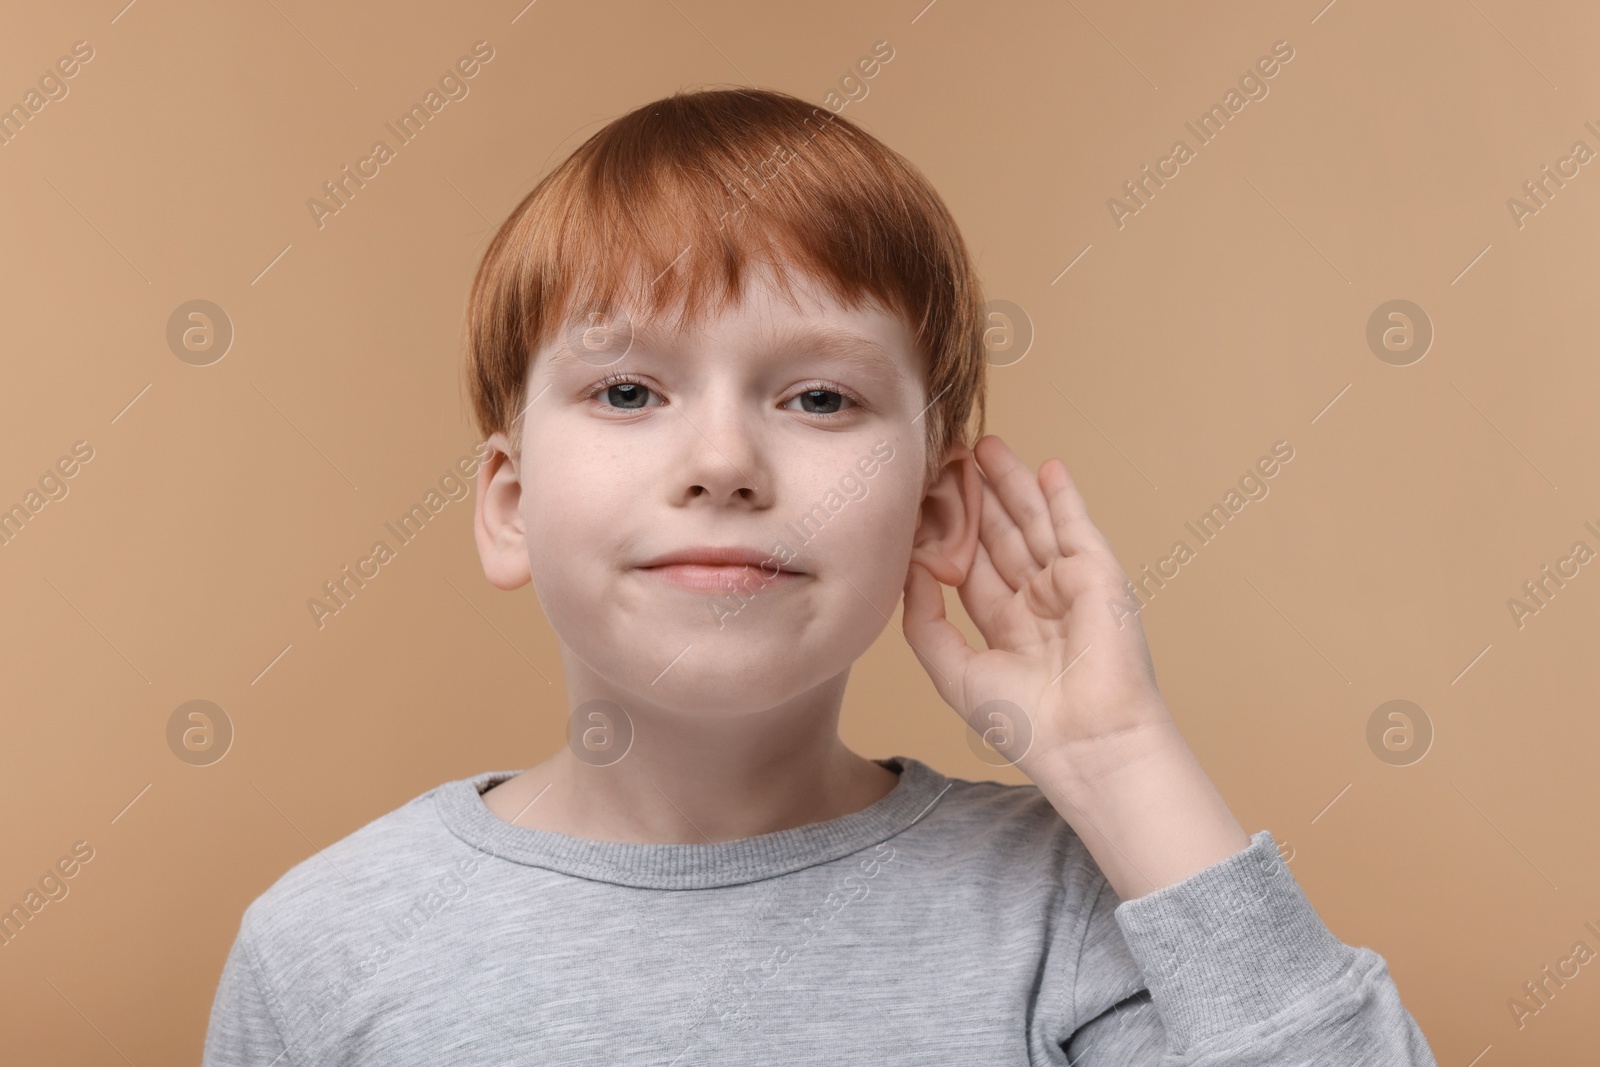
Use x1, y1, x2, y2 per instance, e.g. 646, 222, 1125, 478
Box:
910, 442, 983, 587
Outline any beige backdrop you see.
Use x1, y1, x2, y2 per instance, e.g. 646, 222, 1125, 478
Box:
2, 0, 1596, 1062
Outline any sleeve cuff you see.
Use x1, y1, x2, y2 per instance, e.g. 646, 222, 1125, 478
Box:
1109, 829, 1359, 1052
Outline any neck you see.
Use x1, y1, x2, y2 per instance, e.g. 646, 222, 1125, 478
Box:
486, 654, 900, 843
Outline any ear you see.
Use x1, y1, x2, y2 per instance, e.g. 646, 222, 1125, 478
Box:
474, 431, 533, 590
909, 442, 983, 587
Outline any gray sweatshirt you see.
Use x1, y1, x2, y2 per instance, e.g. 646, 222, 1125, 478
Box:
202, 755, 1438, 1064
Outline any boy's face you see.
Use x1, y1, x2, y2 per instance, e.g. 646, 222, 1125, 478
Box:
475, 263, 981, 720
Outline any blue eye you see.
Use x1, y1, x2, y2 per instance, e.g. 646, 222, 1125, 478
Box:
584, 377, 863, 419
785, 388, 850, 416
588, 375, 657, 411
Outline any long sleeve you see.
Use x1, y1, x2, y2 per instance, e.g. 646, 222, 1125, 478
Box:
202, 918, 297, 1067
1063, 830, 1438, 1065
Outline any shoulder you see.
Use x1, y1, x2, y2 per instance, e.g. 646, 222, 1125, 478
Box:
898, 767, 1148, 1022
913, 770, 1089, 861
900, 769, 1111, 908
215, 774, 503, 1058
234, 774, 486, 969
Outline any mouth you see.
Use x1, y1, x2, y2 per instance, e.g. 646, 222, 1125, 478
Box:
635, 562, 806, 593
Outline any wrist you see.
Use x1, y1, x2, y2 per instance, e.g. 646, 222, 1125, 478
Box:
1028, 714, 1185, 809
1031, 724, 1250, 900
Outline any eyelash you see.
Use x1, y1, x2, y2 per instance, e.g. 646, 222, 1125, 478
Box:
583, 374, 865, 420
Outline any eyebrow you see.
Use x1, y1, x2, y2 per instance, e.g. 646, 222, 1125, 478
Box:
544, 321, 914, 388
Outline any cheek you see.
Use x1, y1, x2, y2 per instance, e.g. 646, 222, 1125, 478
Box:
517, 463, 620, 649
518, 446, 617, 569
822, 492, 919, 653
827, 474, 919, 584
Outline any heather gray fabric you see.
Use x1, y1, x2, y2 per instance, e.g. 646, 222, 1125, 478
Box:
203, 756, 1438, 1065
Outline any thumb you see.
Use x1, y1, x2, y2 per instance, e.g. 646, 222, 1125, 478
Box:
901, 559, 974, 710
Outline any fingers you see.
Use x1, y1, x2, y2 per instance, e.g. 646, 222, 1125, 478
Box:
1039, 458, 1112, 558
979, 478, 1039, 593
974, 436, 1066, 569
956, 536, 1018, 633
900, 560, 974, 700
976, 436, 1112, 567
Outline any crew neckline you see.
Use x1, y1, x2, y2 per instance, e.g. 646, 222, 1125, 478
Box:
434, 755, 954, 890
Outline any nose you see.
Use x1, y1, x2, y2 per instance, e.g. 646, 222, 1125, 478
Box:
670, 389, 772, 507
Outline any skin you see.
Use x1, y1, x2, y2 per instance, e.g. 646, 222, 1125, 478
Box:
474, 261, 1249, 900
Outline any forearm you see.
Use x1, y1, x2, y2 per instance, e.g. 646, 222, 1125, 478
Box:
1027, 717, 1251, 902
1064, 830, 1441, 1065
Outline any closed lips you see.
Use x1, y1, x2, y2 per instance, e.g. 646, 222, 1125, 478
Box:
639, 548, 804, 573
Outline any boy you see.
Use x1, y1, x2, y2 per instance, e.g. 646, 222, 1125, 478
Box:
204, 87, 1438, 1064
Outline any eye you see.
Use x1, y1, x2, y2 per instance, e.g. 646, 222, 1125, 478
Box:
783, 383, 861, 419
586, 374, 659, 412
583, 376, 864, 419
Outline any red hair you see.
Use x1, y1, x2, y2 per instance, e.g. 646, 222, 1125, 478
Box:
461, 86, 987, 489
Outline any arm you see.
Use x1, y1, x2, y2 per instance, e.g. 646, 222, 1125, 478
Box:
1061, 826, 1439, 1064
900, 435, 1437, 1063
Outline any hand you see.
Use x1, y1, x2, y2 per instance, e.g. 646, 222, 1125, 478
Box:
901, 435, 1176, 797
903, 435, 1251, 897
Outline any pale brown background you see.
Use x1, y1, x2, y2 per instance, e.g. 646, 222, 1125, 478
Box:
2, 0, 1595, 1062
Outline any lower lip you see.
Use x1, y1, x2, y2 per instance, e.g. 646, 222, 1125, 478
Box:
637, 564, 806, 593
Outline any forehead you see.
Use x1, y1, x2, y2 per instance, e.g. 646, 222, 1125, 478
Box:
544, 264, 923, 384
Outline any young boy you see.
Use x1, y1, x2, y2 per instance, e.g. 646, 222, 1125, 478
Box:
204, 87, 1438, 1064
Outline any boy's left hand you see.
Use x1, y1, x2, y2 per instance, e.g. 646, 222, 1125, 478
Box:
901, 435, 1252, 897
901, 434, 1176, 800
